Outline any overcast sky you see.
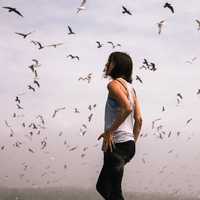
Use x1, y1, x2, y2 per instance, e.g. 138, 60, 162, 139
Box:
0, 0, 200, 197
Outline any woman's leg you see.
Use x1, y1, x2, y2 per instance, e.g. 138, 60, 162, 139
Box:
96, 154, 112, 199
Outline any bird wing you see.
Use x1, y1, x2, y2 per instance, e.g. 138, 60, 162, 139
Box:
13, 8, 23, 17
80, 0, 86, 7
68, 25, 73, 33
15, 32, 25, 37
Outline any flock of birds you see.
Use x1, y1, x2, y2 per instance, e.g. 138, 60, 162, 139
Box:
1, 0, 200, 196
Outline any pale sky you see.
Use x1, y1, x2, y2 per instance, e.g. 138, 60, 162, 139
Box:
0, 0, 200, 198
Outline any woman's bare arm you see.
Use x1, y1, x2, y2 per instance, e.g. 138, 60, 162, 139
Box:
133, 96, 142, 142
106, 80, 132, 133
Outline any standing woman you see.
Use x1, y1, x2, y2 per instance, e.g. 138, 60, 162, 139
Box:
96, 52, 143, 200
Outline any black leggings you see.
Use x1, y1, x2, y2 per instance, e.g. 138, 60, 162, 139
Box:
96, 140, 135, 200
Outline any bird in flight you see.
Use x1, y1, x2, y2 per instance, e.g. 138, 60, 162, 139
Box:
163, 2, 174, 14
67, 25, 75, 35
186, 118, 192, 125
46, 43, 63, 48
28, 85, 35, 92
157, 20, 165, 34
107, 41, 121, 48
185, 57, 197, 64
33, 80, 40, 88
67, 54, 80, 60
2, 6, 23, 17
52, 107, 66, 118
136, 75, 143, 83
15, 31, 34, 39
197, 89, 200, 95
195, 19, 200, 31
177, 93, 183, 99
15, 96, 20, 104
77, 0, 86, 13
96, 41, 103, 48
122, 6, 132, 15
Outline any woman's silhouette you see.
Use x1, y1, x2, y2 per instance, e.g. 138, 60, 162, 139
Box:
96, 52, 143, 200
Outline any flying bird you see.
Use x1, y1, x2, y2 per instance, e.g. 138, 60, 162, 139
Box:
136, 75, 143, 83
28, 85, 35, 92
122, 6, 132, 15
157, 20, 165, 34
77, 0, 86, 13
96, 41, 103, 48
15, 31, 34, 39
163, 2, 174, 14
88, 113, 93, 122
185, 57, 197, 64
107, 41, 121, 48
177, 93, 183, 99
195, 19, 200, 31
67, 54, 79, 60
186, 118, 192, 125
67, 25, 75, 35
16, 104, 23, 109
33, 80, 40, 88
46, 43, 63, 48
15, 96, 20, 104
52, 107, 66, 118
2, 6, 23, 17
197, 89, 200, 95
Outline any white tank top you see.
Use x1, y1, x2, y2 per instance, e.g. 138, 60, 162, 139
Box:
104, 78, 135, 143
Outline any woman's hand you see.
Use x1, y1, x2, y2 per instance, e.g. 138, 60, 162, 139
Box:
98, 130, 114, 152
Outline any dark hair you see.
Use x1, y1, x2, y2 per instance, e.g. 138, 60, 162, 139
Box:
107, 52, 133, 83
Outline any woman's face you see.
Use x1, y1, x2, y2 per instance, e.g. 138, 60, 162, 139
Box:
104, 60, 114, 76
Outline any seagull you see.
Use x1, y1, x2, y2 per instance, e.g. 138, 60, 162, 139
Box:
88, 113, 93, 122
2, 6, 23, 17
143, 59, 150, 67
67, 25, 75, 35
32, 59, 40, 66
36, 115, 45, 125
186, 118, 192, 125
136, 75, 143, 83
122, 6, 132, 15
197, 89, 200, 95
185, 57, 197, 64
52, 107, 66, 118
77, 0, 86, 13
96, 41, 103, 48
195, 19, 200, 31
157, 20, 165, 34
162, 106, 165, 112
163, 2, 174, 14
149, 62, 157, 71
28, 85, 35, 92
74, 108, 80, 113
15, 96, 20, 104
28, 148, 35, 153
107, 41, 121, 48
177, 93, 183, 99
4, 120, 11, 128
67, 54, 79, 60
46, 43, 63, 48
36, 41, 45, 50
15, 31, 34, 39
16, 104, 23, 109
33, 80, 40, 88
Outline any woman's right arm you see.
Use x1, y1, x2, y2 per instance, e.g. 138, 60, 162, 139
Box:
133, 96, 143, 142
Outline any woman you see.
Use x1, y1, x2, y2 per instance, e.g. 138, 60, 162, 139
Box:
96, 52, 143, 200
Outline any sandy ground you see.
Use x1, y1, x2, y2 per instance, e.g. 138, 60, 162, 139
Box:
0, 187, 197, 200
